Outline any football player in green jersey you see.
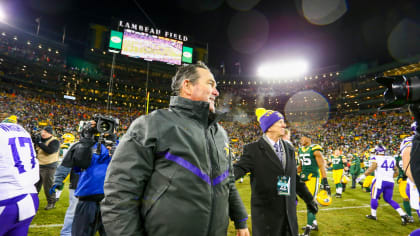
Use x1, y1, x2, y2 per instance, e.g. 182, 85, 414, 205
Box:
395, 154, 414, 223
362, 150, 375, 193
328, 149, 347, 198
298, 134, 330, 235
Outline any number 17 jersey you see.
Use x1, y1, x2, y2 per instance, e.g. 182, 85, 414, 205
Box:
0, 123, 39, 201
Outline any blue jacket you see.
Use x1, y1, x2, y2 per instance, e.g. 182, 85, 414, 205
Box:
75, 143, 111, 199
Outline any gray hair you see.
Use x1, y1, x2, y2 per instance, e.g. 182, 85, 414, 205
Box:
171, 61, 210, 95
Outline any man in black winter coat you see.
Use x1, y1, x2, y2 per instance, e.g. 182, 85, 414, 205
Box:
234, 108, 318, 236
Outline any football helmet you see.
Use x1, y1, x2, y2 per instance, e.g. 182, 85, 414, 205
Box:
411, 122, 417, 134
2, 115, 17, 123
374, 145, 386, 155
316, 190, 332, 206
341, 175, 349, 184
62, 133, 75, 143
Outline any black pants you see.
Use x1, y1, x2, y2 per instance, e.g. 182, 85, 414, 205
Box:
351, 172, 360, 188
72, 200, 106, 236
35, 166, 56, 204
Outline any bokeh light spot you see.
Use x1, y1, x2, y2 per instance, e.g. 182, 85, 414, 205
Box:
388, 19, 420, 61
227, 10, 269, 54
302, 0, 347, 26
226, 0, 261, 11
285, 90, 330, 133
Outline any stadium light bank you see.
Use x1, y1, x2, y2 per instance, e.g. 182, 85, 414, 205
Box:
257, 59, 309, 81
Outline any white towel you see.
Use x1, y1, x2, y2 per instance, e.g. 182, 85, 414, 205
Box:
374, 176, 383, 190
17, 194, 36, 221
408, 179, 420, 210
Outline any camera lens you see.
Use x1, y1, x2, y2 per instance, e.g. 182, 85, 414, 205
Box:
98, 121, 110, 132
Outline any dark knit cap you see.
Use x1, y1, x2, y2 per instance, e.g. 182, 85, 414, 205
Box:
42, 126, 53, 134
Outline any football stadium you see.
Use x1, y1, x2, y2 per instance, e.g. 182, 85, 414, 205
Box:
1, 1, 420, 236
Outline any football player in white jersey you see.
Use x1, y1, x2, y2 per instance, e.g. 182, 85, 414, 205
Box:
0, 114, 40, 235
401, 122, 420, 222
357, 145, 409, 225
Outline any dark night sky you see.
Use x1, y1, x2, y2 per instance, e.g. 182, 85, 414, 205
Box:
5, 0, 420, 74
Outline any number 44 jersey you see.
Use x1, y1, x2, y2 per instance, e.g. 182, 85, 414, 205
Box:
0, 123, 39, 201
371, 155, 396, 183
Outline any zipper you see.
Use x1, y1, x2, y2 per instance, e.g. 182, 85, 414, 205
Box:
204, 127, 214, 236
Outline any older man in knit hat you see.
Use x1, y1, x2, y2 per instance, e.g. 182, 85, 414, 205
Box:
34, 126, 60, 210
234, 108, 317, 236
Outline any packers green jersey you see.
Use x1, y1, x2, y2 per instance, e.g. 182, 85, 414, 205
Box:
365, 155, 375, 176
395, 155, 407, 180
59, 142, 73, 159
350, 154, 360, 166
330, 155, 345, 170
349, 154, 361, 174
363, 155, 370, 168
298, 144, 323, 180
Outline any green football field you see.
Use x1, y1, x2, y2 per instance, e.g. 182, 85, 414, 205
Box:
29, 172, 419, 235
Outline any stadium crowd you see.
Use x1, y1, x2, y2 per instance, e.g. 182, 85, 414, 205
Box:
0, 31, 66, 68
0, 83, 412, 158
0, 87, 139, 140
221, 110, 412, 158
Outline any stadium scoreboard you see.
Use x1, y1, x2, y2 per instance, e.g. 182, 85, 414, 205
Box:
108, 20, 193, 65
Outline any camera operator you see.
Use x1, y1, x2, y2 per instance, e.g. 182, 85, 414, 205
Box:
34, 126, 60, 210
376, 76, 420, 190
408, 105, 420, 189
402, 106, 420, 236
50, 116, 117, 236
376, 76, 420, 235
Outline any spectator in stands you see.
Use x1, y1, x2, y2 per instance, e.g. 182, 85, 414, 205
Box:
101, 62, 250, 236
34, 126, 60, 210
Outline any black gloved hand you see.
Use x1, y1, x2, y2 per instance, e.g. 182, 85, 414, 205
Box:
321, 177, 331, 195
306, 199, 318, 214
81, 122, 97, 140
33, 134, 41, 144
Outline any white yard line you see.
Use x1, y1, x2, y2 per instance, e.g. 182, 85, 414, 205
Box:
297, 204, 371, 212
30, 224, 63, 228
